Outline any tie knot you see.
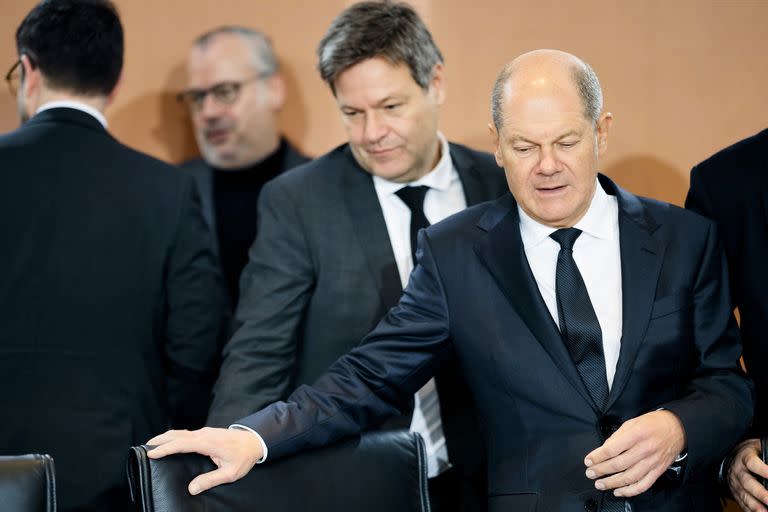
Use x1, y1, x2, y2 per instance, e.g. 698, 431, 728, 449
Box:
550, 227, 582, 251
395, 185, 429, 213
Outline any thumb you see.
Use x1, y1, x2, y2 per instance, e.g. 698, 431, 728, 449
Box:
188, 466, 238, 495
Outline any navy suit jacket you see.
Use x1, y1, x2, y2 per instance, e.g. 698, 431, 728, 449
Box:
237, 174, 751, 512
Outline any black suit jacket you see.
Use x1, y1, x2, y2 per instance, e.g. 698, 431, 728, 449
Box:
0, 108, 228, 512
686, 128, 768, 433
239, 175, 752, 512
208, 142, 507, 508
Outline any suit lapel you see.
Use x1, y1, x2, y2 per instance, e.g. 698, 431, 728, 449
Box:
451, 144, 486, 207
602, 177, 665, 409
473, 196, 598, 409
342, 149, 403, 311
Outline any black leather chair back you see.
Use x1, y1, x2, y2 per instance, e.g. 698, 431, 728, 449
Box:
0, 454, 56, 512
127, 430, 429, 512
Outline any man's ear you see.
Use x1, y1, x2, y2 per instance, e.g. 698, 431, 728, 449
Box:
596, 111, 613, 156
20, 54, 40, 98
428, 63, 446, 105
488, 122, 503, 168
266, 73, 286, 111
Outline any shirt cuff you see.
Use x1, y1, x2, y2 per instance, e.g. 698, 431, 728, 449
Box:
229, 424, 268, 463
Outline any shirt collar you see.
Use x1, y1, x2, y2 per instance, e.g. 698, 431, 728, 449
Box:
518, 177, 618, 248
373, 132, 454, 195
36, 100, 108, 128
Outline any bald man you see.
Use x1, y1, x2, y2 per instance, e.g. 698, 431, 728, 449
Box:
148, 50, 751, 512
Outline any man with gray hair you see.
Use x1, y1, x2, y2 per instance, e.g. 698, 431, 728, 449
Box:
178, 26, 309, 306
204, 3, 507, 510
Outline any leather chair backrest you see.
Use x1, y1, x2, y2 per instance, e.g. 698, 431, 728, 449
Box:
127, 430, 429, 512
0, 454, 56, 512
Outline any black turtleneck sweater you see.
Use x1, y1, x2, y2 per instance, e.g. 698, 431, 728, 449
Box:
213, 139, 289, 304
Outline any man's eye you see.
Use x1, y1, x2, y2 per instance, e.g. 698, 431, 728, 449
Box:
559, 141, 577, 148
342, 110, 359, 117
514, 147, 533, 154
384, 103, 401, 110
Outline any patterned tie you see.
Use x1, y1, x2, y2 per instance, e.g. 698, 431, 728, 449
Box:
550, 228, 610, 411
552, 229, 625, 512
395, 185, 430, 263
395, 185, 449, 475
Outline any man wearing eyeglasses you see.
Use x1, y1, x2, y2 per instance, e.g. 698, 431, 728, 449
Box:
0, 1, 228, 511
178, 27, 309, 308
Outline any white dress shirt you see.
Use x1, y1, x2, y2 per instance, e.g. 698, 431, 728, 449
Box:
518, 179, 623, 388
372, 133, 465, 478
36, 100, 108, 128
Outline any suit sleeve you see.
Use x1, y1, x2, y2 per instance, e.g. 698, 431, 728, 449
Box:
206, 178, 316, 426
164, 176, 229, 429
661, 221, 753, 482
237, 231, 451, 460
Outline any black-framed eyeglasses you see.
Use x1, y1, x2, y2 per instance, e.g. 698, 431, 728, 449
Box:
5, 59, 22, 96
176, 75, 266, 111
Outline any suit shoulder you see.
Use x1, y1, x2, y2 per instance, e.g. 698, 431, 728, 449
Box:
265, 144, 353, 190
114, 143, 191, 182
636, 194, 715, 236
448, 141, 500, 173
692, 128, 768, 183
426, 196, 505, 242
179, 157, 209, 174
283, 140, 312, 169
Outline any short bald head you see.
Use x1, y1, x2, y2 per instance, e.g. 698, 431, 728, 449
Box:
491, 49, 602, 132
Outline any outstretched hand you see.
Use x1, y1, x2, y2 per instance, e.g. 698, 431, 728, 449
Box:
583, 409, 686, 497
146, 427, 264, 495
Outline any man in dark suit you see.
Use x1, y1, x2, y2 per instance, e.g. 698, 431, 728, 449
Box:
686, 128, 768, 511
0, 1, 228, 511
178, 26, 309, 306
205, 3, 506, 511
150, 49, 751, 512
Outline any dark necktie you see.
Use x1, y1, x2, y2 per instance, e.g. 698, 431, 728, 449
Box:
550, 228, 610, 411
395, 185, 430, 263
395, 185, 449, 475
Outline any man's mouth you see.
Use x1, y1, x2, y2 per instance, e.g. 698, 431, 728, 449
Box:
536, 184, 567, 194
205, 128, 230, 145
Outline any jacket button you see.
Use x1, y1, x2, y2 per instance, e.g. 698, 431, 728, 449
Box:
584, 498, 598, 512
598, 416, 621, 438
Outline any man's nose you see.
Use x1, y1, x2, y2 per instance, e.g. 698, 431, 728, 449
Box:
538, 146, 559, 174
363, 111, 387, 144
198, 92, 226, 119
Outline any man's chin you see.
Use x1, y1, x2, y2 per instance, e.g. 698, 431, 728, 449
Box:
200, 146, 236, 168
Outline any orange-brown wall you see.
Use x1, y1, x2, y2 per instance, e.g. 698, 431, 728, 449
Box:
1, 1, 767, 208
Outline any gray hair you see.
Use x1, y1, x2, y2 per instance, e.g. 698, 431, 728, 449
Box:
193, 26, 279, 76
317, 1, 444, 92
491, 59, 603, 131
